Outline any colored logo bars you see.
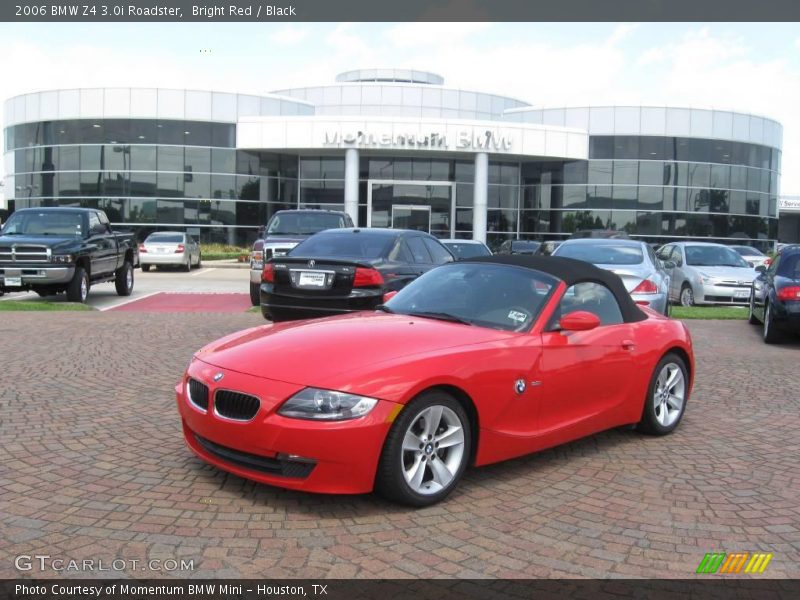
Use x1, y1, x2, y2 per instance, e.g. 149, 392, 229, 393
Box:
696, 552, 773, 574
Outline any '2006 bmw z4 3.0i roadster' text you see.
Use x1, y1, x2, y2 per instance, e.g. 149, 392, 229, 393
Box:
176, 255, 694, 506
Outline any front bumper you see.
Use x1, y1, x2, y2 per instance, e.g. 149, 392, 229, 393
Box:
694, 281, 752, 305
175, 360, 397, 494
0, 265, 75, 288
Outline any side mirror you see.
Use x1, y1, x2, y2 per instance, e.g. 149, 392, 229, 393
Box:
382, 290, 398, 303
755, 265, 767, 274
559, 311, 601, 332
257, 226, 266, 237
89, 224, 106, 236
662, 260, 676, 269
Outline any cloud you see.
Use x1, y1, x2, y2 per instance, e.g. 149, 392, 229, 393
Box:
268, 25, 309, 45
385, 22, 491, 48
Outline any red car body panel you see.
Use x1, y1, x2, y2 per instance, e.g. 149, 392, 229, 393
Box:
177, 288, 694, 495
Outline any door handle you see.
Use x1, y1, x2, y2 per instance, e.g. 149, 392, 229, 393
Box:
621, 340, 636, 351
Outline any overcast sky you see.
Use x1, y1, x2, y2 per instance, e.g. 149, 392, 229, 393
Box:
2, 22, 798, 191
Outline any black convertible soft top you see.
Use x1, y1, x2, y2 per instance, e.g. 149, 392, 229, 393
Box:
468, 254, 647, 323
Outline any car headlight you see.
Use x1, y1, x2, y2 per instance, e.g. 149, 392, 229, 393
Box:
51, 254, 75, 264
278, 388, 378, 421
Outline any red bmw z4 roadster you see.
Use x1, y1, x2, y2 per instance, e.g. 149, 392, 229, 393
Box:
176, 255, 694, 506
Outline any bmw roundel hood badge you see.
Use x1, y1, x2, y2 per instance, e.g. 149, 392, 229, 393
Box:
213, 372, 224, 382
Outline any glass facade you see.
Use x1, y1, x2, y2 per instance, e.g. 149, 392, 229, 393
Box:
2, 95, 781, 252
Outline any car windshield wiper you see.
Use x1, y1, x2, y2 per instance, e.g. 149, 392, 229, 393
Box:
405, 311, 473, 325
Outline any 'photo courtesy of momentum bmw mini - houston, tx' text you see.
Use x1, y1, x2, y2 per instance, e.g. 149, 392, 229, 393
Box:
1, 2, 800, 598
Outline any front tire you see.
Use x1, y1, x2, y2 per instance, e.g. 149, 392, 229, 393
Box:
115, 261, 134, 296
748, 290, 760, 324
375, 391, 471, 507
637, 353, 689, 436
66, 267, 90, 303
679, 284, 695, 307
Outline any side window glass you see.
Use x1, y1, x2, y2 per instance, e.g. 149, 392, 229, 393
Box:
407, 237, 433, 264
388, 239, 412, 263
671, 247, 683, 267
767, 255, 779, 275
88, 212, 101, 234
656, 245, 671, 261
422, 238, 453, 264
557, 282, 624, 327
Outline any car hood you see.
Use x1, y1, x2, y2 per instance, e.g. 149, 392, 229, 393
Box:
688, 265, 757, 281
195, 312, 514, 386
0, 234, 81, 252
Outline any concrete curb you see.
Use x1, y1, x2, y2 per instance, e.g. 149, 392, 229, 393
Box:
201, 260, 250, 270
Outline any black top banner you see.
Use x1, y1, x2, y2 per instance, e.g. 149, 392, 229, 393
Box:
4, 0, 800, 22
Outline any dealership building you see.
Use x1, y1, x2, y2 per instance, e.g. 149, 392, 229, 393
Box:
3, 68, 783, 250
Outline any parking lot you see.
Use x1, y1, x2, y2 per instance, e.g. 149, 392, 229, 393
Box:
1, 301, 799, 578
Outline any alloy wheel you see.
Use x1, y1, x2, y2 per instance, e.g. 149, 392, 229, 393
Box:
680, 286, 694, 307
401, 405, 465, 495
653, 362, 685, 428
80, 275, 88, 302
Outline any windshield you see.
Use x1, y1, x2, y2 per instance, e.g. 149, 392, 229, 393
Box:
556, 243, 643, 265
732, 246, 765, 257
1, 211, 83, 237
290, 232, 394, 259
512, 241, 540, 251
444, 242, 491, 259
685, 245, 750, 268
267, 213, 346, 236
146, 234, 184, 243
384, 263, 557, 332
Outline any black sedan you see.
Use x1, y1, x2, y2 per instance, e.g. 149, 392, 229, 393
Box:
259, 228, 454, 321
749, 244, 800, 343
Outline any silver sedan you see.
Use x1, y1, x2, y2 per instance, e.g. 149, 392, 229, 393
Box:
139, 232, 201, 272
553, 238, 671, 315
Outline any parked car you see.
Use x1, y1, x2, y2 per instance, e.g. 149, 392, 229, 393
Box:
553, 238, 671, 316
259, 228, 454, 321
249, 209, 354, 306
656, 242, 757, 306
570, 229, 629, 239
139, 232, 201, 272
536, 240, 563, 256
440, 239, 492, 260
0, 207, 138, 303
730, 245, 769, 268
177, 255, 693, 506
497, 240, 541, 255
748, 244, 800, 343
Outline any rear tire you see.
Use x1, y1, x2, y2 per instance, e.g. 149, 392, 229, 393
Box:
637, 352, 689, 436
375, 391, 471, 507
196, 253, 202, 269
141, 264, 151, 273
66, 267, 90, 303
763, 301, 784, 344
249, 282, 260, 307
183, 258, 191, 272
115, 261, 134, 296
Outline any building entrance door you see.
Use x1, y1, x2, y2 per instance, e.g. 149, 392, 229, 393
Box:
391, 205, 431, 232
367, 180, 455, 237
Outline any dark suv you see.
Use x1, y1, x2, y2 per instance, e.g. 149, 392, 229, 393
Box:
248, 209, 353, 305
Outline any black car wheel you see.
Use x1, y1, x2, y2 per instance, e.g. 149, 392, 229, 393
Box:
637, 352, 689, 436
115, 261, 134, 296
748, 290, 760, 324
375, 390, 471, 507
249, 282, 260, 307
66, 267, 90, 303
762, 301, 783, 344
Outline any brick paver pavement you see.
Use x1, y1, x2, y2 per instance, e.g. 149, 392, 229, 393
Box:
1, 313, 798, 578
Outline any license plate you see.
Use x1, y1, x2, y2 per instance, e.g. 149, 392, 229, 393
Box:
156, 247, 167, 253
298, 271, 326, 287
733, 290, 750, 299
4, 277, 21, 287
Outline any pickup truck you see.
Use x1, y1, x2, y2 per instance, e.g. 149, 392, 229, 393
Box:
0, 207, 139, 303
248, 209, 354, 305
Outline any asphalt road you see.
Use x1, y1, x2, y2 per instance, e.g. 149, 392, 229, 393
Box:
0, 263, 250, 311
